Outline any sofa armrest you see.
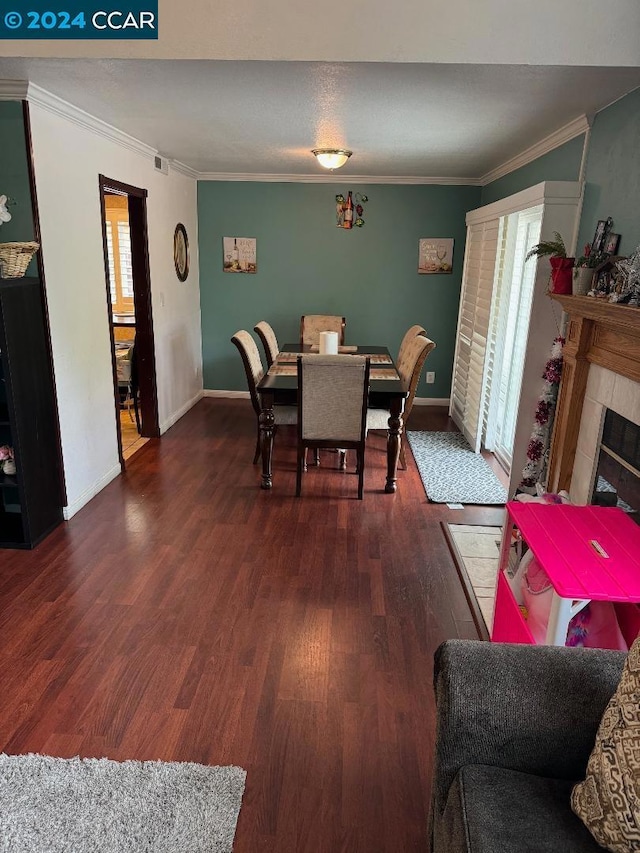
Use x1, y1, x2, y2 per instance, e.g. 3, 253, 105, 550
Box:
431, 640, 625, 823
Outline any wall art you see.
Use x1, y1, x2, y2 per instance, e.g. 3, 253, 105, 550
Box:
418, 238, 454, 274
223, 236, 257, 273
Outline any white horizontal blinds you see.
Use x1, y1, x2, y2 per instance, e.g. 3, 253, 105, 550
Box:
450, 218, 500, 452
117, 222, 134, 299
493, 208, 542, 468
104, 199, 134, 314
482, 214, 511, 450
105, 222, 117, 305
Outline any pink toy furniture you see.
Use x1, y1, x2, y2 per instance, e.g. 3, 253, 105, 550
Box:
492, 502, 640, 647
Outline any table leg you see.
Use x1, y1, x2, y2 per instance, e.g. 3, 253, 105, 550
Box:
259, 392, 275, 490
385, 397, 405, 493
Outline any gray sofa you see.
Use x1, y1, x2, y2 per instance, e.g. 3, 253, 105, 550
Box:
430, 640, 627, 852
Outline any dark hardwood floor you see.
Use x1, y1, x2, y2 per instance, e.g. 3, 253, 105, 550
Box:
0, 400, 504, 851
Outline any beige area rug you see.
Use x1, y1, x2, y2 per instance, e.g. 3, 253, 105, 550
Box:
446, 524, 503, 635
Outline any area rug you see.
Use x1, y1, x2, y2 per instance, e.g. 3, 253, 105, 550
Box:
445, 523, 503, 634
0, 753, 246, 852
407, 431, 507, 504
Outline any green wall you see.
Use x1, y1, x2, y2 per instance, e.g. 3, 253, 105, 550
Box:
0, 101, 37, 275
198, 182, 480, 398
481, 135, 584, 206
578, 87, 640, 255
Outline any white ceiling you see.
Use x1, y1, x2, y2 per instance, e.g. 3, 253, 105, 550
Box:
1, 58, 640, 180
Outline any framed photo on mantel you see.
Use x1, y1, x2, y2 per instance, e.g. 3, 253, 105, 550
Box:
418, 238, 454, 274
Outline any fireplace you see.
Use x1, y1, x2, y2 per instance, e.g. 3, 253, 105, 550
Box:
592, 409, 639, 521
548, 294, 640, 500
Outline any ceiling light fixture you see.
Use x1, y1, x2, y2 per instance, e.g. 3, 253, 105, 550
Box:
311, 149, 352, 170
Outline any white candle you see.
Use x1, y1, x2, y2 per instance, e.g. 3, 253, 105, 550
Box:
319, 331, 339, 354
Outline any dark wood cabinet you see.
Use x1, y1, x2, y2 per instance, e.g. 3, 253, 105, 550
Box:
0, 276, 63, 548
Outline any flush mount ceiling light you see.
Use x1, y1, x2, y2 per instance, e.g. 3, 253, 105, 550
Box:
311, 149, 352, 170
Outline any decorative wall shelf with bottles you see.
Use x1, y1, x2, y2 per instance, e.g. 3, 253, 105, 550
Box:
0, 276, 63, 548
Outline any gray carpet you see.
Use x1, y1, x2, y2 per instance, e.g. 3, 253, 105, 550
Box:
0, 753, 246, 852
407, 431, 507, 504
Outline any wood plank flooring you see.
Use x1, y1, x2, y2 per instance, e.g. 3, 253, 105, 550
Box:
0, 400, 504, 851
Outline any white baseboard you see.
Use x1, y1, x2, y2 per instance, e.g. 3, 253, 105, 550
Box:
160, 390, 204, 434
414, 397, 450, 406
63, 463, 121, 520
203, 389, 250, 399
204, 390, 449, 406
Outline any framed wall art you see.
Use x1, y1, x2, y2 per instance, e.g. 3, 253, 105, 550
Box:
173, 223, 189, 281
223, 236, 257, 273
418, 238, 454, 274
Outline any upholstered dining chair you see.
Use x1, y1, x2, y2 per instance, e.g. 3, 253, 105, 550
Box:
299, 315, 346, 348
231, 330, 296, 464
296, 354, 370, 499
367, 334, 436, 469
398, 324, 426, 364
254, 320, 279, 369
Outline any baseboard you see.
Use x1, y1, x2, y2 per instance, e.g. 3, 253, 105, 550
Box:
413, 397, 450, 406
203, 389, 250, 399
160, 390, 204, 434
204, 391, 449, 406
63, 463, 121, 520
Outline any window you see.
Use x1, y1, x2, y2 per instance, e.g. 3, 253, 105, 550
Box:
104, 195, 134, 314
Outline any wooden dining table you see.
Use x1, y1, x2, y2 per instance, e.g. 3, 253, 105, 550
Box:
256, 344, 408, 493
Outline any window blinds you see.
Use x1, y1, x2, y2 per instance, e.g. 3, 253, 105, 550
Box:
450, 218, 500, 452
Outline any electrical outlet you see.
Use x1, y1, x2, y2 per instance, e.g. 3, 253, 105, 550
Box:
426, 371, 435, 384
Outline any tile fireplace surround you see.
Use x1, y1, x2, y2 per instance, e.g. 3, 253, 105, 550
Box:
548, 295, 640, 499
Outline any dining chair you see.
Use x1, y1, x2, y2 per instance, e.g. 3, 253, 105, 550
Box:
254, 320, 279, 369
117, 341, 141, 434
299, 315, 346, 348
296, 354, 370, 499
367, 334, 436, 469
398, 324, 426, 364
231, 330, 296, 464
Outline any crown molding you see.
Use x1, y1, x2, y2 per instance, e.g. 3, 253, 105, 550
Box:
0, 80, 29, 100
479, 114, 591, 187
197, 172, 482, 185
26, 82, 158, 161
169, 159, 199, 180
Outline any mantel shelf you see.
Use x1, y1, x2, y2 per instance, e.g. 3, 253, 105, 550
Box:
551, 294, 640, 337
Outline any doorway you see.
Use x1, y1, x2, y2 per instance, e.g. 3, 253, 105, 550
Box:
482, 205, 542, 473
98, 175, 159, 467
451, 203, 542, 478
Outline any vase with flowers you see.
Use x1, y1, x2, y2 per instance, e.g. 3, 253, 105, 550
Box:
525, 232, 574, 294
0, 445, 16, 475
573, 243, 606, 295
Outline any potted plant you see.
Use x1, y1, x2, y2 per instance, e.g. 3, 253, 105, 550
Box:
525, 232, 574, 295
572, 243, 606, 296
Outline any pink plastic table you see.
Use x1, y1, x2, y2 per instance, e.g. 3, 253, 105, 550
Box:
492, 503, 640, 646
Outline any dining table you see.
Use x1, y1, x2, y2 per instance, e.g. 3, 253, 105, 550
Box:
256, 344, 408, 493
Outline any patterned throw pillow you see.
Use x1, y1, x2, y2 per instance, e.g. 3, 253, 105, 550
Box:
571, 637, 640, 851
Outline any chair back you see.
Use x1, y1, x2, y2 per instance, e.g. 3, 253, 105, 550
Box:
299, 315, 346, 347
397, 334, 436, 419
298, 354, 370, 442
231, 330, 264, 416
398, 324, 426, 364
254, 320, 279, 368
